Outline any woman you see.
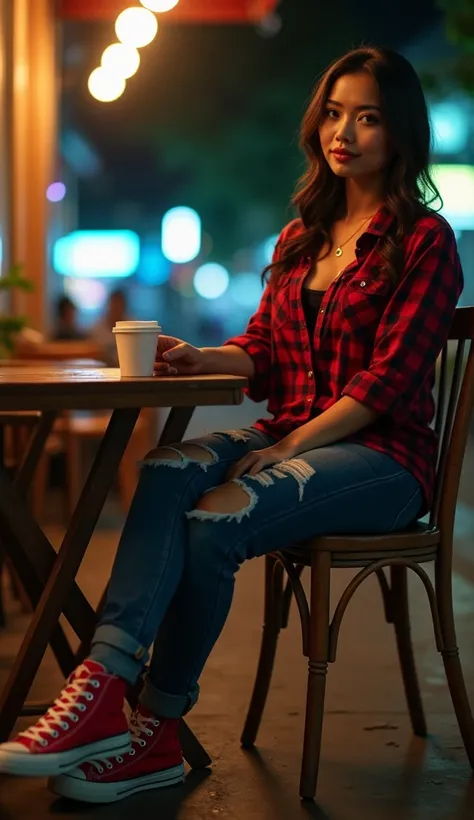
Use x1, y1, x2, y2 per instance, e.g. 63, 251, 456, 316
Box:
0, 46, 463, 802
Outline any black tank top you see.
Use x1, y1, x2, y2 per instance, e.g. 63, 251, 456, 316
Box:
301, 288, 325, 341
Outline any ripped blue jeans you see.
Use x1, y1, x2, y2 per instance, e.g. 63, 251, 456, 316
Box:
90, 427, 422, 719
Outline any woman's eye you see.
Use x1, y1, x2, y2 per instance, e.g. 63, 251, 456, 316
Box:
326, 108, 339, 119
359, 114, 379, 124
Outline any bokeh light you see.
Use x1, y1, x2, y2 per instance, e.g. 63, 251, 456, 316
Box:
101, 43, 140, 79
430, 101, 469, 155
138, 239, 171, 285
46, 182, 67, 203
64, 278, 108, 312
193, 263, 230, 300
429, 164, 474, 230
88, 67, 126, 102
229, 272, 263, 309
115, 7, 158, 49
140, 0, 179, 10
161, 206, 201, 264
257, 13, 283, 38
53, 231, 140, 278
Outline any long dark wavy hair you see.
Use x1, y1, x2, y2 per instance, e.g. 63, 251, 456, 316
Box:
266, 46, 440, 289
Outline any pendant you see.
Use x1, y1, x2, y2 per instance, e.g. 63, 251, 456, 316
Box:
335, 246, 343, 257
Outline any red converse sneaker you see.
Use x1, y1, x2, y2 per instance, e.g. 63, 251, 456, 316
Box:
0, 660, 131, 777
49, 703, 185, 804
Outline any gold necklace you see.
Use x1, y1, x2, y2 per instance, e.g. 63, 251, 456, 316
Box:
334, 214, 375, 258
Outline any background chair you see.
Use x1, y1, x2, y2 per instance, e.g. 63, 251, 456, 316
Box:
0, 412, 41, 625
241, 305, 474, 800
14, 340, 158, 519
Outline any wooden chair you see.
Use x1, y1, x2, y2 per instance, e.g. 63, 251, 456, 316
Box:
241, 305, 474, 800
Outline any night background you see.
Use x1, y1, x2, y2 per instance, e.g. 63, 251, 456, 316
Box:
50, 0, 474, 342
3, 5, 474, 819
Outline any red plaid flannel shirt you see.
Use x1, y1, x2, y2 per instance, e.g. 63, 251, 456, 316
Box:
224, 207, 464, 514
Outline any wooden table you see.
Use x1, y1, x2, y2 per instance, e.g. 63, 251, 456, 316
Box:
0, 359, 105, 368
0, 366, 246, 769
0, 360, 107, 623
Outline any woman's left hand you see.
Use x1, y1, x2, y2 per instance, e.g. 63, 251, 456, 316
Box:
226, 442, 296, 481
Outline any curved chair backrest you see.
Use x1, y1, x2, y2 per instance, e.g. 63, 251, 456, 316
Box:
431, 307, 474, 549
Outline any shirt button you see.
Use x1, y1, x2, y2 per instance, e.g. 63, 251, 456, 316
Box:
320, 308, 324, 314
307, 396, 312, 402
359, 280, 367, 288
308, 370, 313, 378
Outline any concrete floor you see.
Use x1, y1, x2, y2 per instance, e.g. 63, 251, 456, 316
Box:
0, 399, 474, 819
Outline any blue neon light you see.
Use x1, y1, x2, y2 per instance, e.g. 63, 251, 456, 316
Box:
53, 230, 140, 278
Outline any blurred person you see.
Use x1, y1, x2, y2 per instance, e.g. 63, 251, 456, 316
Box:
0, 47, 464, 802
91, 288, 128, 366
52, 296, 86, 341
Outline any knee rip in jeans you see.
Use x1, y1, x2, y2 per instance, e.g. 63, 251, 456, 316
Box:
139, 443, 219, 472
186, 458, 316, 523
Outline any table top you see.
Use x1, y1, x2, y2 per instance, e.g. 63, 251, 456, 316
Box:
0, 366, 247, 411
0, 359, 105, 368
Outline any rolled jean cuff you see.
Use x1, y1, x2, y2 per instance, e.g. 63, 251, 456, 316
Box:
139, 673, 199, 719
90, 624, 150, 685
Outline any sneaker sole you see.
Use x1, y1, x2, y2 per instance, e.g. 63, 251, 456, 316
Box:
0, 733, 132, 777
49, 762, 185, 803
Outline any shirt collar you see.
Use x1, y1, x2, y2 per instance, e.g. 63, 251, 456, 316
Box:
364, 205, 394, 237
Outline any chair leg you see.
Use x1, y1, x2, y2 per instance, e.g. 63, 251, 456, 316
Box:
442, 650, 474, 768
300, 551, 331, 801
241, 555, 283, 748
436, 561, 474, 768
0, 548, 5, 628
281, 564, 304, 629
391, 566, 427, 737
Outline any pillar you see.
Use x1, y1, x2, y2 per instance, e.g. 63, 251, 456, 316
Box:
7, 0, 58, 333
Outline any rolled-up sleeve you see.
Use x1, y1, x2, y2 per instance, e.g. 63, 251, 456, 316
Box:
342, 223, 464, 425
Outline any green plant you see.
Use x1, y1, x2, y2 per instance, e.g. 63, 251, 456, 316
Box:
0, 264, 34, 357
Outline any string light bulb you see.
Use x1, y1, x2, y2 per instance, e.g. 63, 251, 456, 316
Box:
115, 7, 158, 48
101, 43, 140, 79
88, 67, 126, 102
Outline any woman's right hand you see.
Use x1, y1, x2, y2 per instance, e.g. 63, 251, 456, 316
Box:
154, 335, 205, 376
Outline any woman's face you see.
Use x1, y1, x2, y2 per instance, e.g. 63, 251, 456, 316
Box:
318, 71, 389, 181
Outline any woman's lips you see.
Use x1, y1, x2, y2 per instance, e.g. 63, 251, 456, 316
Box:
331, 150, 360, 162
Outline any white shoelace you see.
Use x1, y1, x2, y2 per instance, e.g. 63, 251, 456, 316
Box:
89, 711, 160, 773
18, 664, 99, 745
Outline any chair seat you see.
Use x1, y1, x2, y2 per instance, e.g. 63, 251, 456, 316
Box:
283, 521, 440, 567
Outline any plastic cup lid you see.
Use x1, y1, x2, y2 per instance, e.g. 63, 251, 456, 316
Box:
114, 321, 160, 329
113, 321, 161, 333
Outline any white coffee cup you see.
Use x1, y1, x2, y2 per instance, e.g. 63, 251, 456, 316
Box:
112, 320, 161, 378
